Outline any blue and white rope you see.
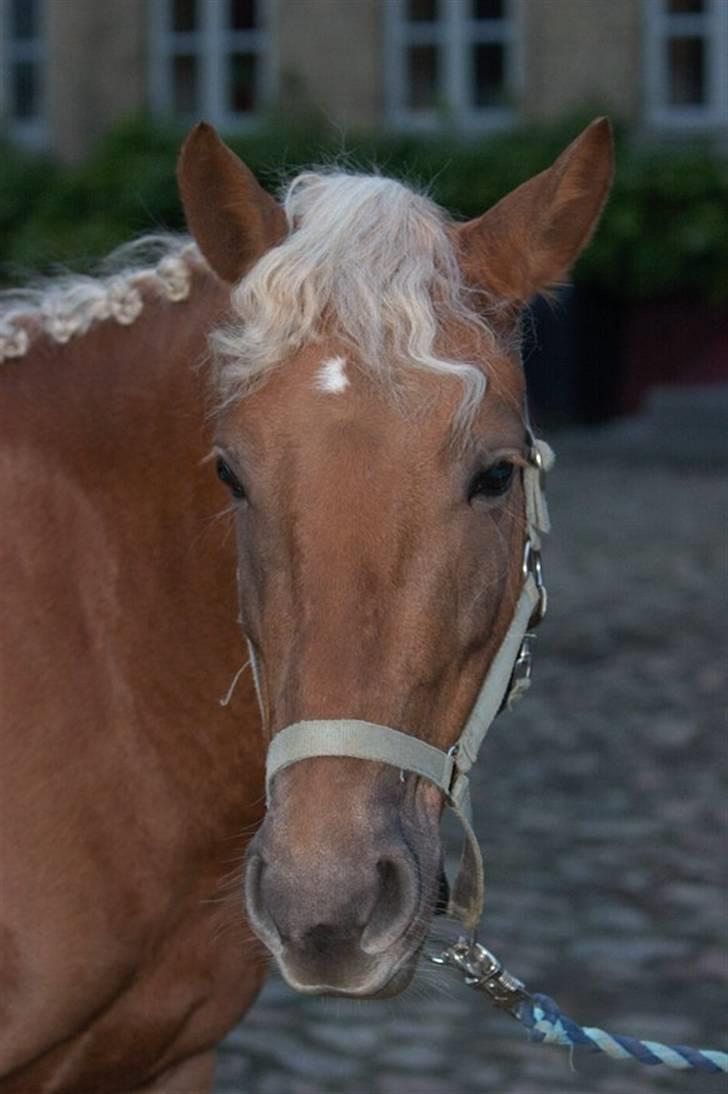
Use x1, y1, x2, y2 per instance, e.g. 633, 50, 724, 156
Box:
431, 937, 727, 1073
518, 993, 728, 1073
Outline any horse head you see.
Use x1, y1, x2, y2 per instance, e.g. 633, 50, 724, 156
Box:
177, 119, 613, 997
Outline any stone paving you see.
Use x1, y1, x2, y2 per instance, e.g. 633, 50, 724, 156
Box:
214, 432, 727, 1094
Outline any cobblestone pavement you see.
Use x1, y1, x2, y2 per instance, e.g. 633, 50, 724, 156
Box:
214, 438, 727, 1094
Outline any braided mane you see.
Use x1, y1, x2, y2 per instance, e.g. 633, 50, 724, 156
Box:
0, 235, 207, 363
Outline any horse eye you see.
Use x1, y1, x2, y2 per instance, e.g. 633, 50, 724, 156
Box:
216, 457, 246, 500
468, 461, 515, 501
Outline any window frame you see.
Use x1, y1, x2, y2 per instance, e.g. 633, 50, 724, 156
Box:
0, 0, 47, 146
384, 0, 522, 131
148, 0, 273, 128
644, 0, 728, 129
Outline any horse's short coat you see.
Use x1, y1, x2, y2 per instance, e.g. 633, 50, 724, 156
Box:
0, 119, 612, 1092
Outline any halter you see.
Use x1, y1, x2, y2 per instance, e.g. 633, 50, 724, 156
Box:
265, 434, 554, 933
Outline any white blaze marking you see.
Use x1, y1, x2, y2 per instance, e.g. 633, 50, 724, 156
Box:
316, 355, 350, 394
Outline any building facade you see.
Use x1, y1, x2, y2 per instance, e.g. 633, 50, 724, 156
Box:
1, 0, 727, 161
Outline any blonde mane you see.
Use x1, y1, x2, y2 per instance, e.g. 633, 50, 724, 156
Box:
212, 171, 496, 425
0, 235, 206, 362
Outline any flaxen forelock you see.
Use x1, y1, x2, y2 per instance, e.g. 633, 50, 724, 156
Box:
211, 171, 499, 427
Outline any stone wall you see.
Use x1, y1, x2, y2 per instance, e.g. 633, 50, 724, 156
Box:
521, 0, 642, 121
45, 0, 146, 163
33, 0, 644, 161
275, 0, 384, 129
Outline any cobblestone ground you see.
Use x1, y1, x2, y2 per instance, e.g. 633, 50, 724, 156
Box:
214, 438, 727, 1094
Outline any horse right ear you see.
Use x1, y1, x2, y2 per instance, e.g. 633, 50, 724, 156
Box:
177, 123, 287, 284
455, 117, 614, 306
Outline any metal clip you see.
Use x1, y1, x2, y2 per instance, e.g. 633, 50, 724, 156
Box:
430, 937, 530, 1014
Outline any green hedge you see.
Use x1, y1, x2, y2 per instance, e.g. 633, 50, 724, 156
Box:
2, 113, 728, 301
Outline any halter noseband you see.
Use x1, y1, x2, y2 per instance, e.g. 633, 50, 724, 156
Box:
265, 435, 554, 932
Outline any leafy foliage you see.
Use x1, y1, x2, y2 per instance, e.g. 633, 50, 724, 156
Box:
2, 114, 728, 300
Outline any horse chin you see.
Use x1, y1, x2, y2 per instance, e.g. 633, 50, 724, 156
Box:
362, 950, 420, 999
275, 941, 423, 1000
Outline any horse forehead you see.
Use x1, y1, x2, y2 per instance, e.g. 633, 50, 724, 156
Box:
231, 336, 524, 468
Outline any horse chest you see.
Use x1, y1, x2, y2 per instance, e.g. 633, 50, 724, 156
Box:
0, 890, 265, 1094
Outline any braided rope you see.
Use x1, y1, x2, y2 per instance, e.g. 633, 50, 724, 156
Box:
518, 993, 728, 1073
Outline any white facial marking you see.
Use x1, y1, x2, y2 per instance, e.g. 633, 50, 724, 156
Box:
316, 355, 350, 394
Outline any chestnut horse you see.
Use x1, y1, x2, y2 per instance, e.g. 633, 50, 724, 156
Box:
0, 119, 612, 1092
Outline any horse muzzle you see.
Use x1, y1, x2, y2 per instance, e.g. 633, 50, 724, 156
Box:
243, 771, 443, 996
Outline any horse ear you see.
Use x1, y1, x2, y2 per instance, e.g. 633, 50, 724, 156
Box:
177, 123, 287, 284
456, 117, 614, 305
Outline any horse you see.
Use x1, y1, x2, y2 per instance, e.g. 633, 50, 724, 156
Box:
0, 117, 612, 1093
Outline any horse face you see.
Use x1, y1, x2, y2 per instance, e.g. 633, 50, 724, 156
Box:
178, 118, 613, 996
214, 336, 527, 995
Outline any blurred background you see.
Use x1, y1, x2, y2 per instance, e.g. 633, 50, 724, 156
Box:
1, 2, 726, 1092
2, 0, 728, 430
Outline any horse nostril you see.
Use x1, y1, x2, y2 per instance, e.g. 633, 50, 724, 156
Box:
244, 853, 283, 953
360, 854, 419, 955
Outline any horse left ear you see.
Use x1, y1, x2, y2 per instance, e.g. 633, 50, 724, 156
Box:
177, 122, 287, 284
455, 117, 614, 305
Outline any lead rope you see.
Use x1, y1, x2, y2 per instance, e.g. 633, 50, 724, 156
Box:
431, 938, 728, 1074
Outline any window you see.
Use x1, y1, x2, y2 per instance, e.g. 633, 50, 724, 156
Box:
0, 0, 46, 144
385, 0, 518, 129
645, 0, 728, 127
149, 0, 271, 126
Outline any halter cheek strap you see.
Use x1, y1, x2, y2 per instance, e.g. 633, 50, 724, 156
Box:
265, 437, 554, 933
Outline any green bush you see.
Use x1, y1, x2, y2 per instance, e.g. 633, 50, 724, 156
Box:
2, 113, 728, 301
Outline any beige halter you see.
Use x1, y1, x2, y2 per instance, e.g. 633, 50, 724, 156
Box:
266, 435, 554, 933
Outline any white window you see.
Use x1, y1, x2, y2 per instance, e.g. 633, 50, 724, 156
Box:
149, 0, 272, 126
645, 0, 728, 128
0, 0, 46, 144
385, 0, 519, 129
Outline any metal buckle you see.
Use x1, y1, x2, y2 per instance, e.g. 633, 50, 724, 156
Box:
528, 437, 548, 489
505, 632, 535, 710
430, 937, 530, 1014
501, 537, 548, 711
522, 539, 547, 627
445, 743, 463, 803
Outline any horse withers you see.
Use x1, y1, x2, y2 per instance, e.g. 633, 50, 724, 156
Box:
0, 120, 612, 1091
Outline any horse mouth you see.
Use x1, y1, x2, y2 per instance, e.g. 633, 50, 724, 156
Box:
276, 942, 422, 999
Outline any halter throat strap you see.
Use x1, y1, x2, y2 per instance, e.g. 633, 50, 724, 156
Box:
265, 437, 554, 932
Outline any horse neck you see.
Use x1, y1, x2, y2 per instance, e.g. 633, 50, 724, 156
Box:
1, 268, 222, 466
0, 271, 263, 821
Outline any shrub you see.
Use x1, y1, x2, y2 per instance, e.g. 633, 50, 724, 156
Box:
2, 114, 727, 301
